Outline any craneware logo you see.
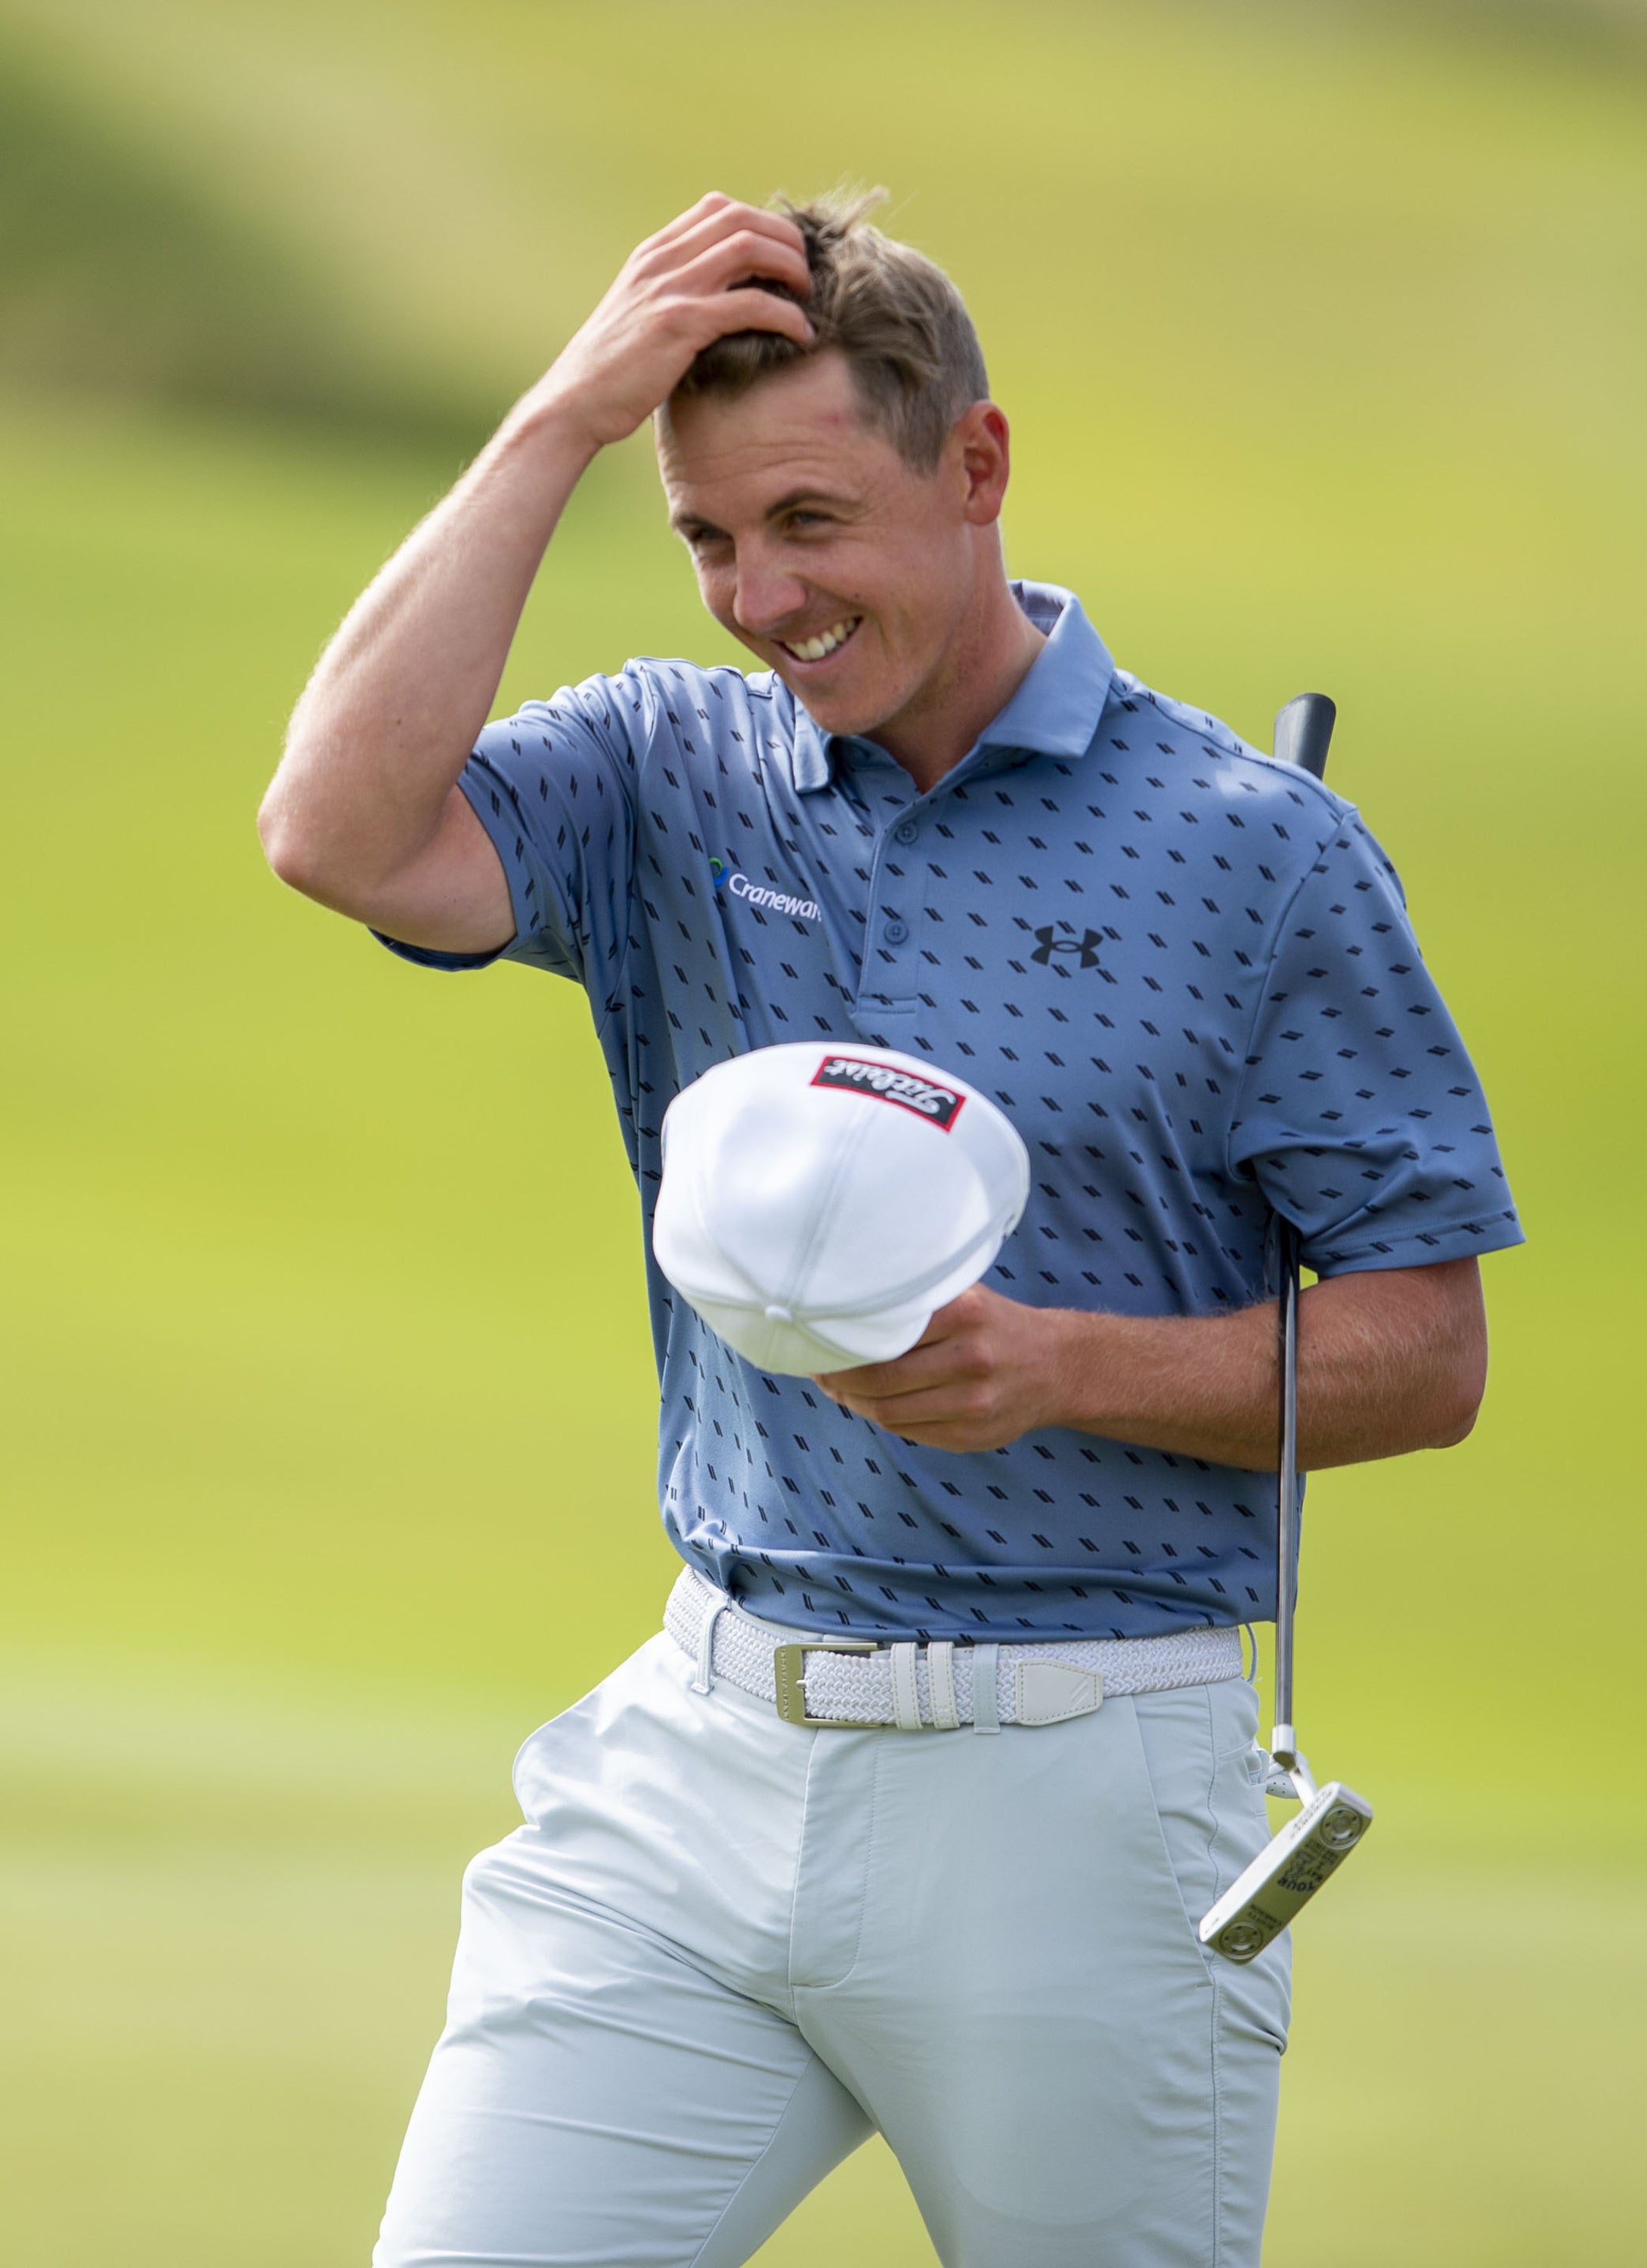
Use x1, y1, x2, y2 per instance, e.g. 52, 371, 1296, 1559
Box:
1032, 922, 1103, 970
710, 855, 819, 922
811, 1055, 966, 1131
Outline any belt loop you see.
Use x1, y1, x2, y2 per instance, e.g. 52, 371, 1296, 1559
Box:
890, 1641, 923, 1731
692, 1594, 729, 1695
974, 1644, 1001, 1734
1240, 1624, 1259, 1686
928, 1641, 959, 1732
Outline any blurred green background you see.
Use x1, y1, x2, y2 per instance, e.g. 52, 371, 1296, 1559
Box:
2, 1, 1642, 2260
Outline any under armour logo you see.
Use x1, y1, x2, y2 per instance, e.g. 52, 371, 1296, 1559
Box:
1032, 925, 1103, 970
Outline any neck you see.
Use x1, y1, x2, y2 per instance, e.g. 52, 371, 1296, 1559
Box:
868, 573, 1047, 795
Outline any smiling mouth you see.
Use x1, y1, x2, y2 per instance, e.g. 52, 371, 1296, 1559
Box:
778, 615, 862, 665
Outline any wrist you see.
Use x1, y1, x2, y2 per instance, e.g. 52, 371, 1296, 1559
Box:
499, 367, 636, 462
1037, 1306, 1121, 1434
488, 383, 608, 485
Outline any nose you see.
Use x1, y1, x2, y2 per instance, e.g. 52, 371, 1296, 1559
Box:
731, 553, 809, 639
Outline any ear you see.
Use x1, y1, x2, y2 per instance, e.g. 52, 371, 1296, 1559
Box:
955, 402, 1011, 526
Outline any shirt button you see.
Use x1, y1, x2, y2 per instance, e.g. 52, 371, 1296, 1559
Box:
894, 819, 918, 845
884, 917, 909, 945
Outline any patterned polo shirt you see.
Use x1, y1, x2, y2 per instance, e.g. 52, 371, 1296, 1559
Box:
380, 583, 1522, 1640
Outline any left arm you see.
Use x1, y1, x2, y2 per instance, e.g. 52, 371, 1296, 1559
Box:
814, 1256, 1487, 1468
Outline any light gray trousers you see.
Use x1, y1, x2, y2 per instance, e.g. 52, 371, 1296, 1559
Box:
374, 1619, 1290, 2268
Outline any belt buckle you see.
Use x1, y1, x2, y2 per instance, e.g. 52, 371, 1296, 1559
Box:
772, 1640, 879, 1727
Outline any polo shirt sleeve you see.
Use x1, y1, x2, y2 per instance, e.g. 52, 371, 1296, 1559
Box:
1228, 807, 1523, 1275
373, 670, 642, 993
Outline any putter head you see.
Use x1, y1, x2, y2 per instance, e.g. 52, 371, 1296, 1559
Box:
1198, 1780, 1373, 1964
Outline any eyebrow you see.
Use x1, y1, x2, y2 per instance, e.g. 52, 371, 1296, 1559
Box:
764, 485, 852, 519
670, 485, 856, 537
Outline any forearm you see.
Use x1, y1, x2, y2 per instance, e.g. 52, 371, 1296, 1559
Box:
1045, 1263, 1487, 1470
816, 1260, 1488, 1464
259, 393, 597, 908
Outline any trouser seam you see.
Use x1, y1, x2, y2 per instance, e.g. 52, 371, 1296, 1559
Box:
783, 1732, 822, 2015
789, 1737, 884, 1999
682, 2053, 824, 2268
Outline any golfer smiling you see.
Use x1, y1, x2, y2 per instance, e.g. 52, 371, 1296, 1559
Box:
262, 192, 1521, 2267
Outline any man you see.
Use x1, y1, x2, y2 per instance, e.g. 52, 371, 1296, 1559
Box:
261, 192, 1521, 2267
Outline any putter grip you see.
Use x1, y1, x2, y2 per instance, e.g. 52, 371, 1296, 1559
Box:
1272, 692, 1336, 780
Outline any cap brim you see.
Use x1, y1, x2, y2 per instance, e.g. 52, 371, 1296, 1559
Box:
689, 1235, 1002, 1379
685, 1299, 888, 1379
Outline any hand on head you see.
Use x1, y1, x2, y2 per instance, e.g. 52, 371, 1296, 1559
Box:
531, 194, 814, 452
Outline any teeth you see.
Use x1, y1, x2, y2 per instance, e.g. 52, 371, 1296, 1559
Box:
785, 616, 859, 662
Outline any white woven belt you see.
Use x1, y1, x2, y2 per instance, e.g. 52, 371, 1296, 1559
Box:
664, 1568, 1243, 1731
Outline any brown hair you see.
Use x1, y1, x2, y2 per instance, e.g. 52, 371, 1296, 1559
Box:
670, 190, 989, 471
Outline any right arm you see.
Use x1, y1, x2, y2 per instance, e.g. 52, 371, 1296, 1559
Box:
257, 194, 813, 956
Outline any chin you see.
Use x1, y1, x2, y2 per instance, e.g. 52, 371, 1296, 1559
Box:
790, 674, 910, 740
792, 689, 869, 733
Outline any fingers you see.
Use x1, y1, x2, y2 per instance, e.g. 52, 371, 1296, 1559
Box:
815, 1340, 960, 1403
814, 1320, 1025, 1447
825, 1388, 1011, 1452
879, 1421, 1001, 1451
644, 191, 736, 249
673, 227, 813, 309
622, 206, 814, 362
639, 198, 810, 292
832, 1384, 986, 1431
815, 1359, 998, 1439
816, 1300, 989, 1402
536, 199, 814, 449
645, 191, 782, 252
693, 284, 814, 351
922, 1284, 995, 1335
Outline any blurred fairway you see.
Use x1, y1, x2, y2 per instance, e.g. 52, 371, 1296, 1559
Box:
2, 2, 1644, 2261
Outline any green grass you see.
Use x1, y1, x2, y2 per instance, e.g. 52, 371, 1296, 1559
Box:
2, 2, 1644, 2260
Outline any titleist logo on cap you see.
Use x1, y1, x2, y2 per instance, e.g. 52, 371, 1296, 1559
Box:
811, 1055, 966, 1131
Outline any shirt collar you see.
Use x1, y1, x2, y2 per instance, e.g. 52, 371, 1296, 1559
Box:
790, 582, 1114, 795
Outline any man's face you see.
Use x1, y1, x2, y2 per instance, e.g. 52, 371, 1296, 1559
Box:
657, 352, 987, 741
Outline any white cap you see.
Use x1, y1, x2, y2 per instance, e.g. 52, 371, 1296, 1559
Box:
652, 1043, 1029, 1377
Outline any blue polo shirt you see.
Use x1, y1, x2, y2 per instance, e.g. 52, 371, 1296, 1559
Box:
382, 583, 1522, 1640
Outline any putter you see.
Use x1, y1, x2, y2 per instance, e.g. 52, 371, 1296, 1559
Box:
1198, 693, 1375, 1966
